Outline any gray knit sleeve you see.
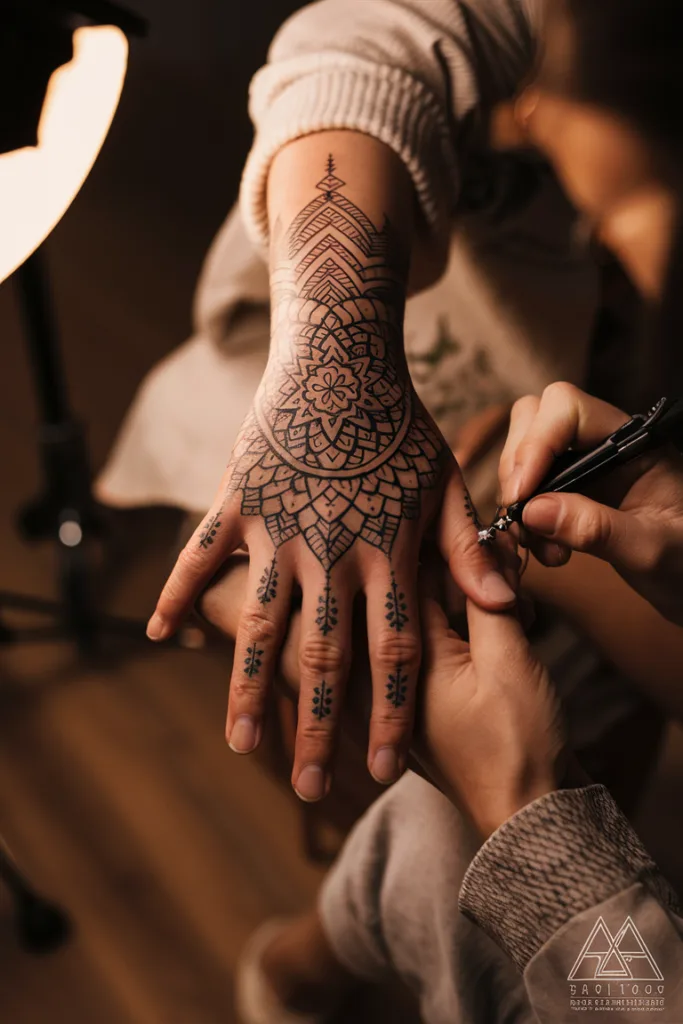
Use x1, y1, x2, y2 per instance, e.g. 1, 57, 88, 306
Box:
458, 785, 681, 972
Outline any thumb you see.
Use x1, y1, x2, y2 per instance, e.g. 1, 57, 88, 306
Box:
522, 492, 644, 570
420, 597, 469, 664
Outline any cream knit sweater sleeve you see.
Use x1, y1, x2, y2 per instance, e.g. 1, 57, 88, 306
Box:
239, 0, 539, 257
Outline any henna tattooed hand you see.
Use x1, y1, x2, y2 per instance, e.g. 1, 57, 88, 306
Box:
148, 155, 515, 800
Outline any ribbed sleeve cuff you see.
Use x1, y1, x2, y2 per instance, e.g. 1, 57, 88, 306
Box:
459, 785, 680, 973
239, 56, 458, 252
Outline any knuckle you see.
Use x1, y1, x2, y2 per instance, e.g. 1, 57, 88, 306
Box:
371, 705, 414, 729
296, 719, 335, 743
511, 394, 540, 423
373, 632, 421, 670
158, 570, 194, 614
239, 608, 278, 645
299, 638, 347, 677
177, 543, 212, 576
571, 504, 606, 551
230, 675, 267, 702
543, 380, 577, 407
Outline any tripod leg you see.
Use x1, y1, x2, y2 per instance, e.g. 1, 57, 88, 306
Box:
0, 838, 72, 954
15, 251, 99, 541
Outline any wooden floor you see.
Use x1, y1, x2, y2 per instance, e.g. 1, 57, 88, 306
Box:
0, 642, 323, 1023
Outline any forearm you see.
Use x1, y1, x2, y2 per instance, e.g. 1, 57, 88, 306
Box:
265, 132, 411, 382
267, 132, 447, 299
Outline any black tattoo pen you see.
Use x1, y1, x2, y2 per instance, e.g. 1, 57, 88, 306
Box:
478, 397, 683, 544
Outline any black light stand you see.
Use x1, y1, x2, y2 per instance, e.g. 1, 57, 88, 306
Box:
0, 250, 157, 655
0, 0, 153, 954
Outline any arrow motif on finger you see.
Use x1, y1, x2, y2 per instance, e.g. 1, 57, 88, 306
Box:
312, 680, 333, 720
257, 557, 279, 605
316, 573, 338, 636
386, 664, 409, 708
385, 572, 409, 632
199, 512, 222, 550
244, 644, 264, 678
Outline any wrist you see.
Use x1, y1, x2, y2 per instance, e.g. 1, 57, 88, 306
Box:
471, 749, 579, 840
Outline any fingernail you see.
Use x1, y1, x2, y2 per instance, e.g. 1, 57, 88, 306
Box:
548, 542, 571, 566
523, 496, 560, 535
146, 613, 168, 642
506, 466, 526, 504
371, 747, 400, 785
480, 572, 517, 606
228, 715, 259, 754
294, 764, 326, 803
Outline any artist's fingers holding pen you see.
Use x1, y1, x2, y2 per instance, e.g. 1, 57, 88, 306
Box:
501, 383, 629, 506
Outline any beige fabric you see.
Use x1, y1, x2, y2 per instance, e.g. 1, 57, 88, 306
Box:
240, 0, 541, 252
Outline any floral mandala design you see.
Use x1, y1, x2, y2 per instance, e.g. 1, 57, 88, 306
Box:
227, 158, 445, 579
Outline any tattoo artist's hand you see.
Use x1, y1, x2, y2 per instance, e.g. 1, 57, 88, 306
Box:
147, 144, 515, 801
417, 596, 566, 839
499, 382, 683, 625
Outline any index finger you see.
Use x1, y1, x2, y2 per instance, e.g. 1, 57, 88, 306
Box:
507, 383, 629, 504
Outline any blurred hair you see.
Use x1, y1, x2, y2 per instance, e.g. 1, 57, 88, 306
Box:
564, 0, 683, 174
558, 0, 683, 401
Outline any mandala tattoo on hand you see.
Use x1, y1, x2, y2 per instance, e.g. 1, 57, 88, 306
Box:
227, 157, 445, 631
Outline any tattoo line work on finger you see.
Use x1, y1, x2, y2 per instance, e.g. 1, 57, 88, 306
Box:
199, 511, 222, 550
316, 573, 338, 636
244, 644, 264, 678
257, 556, 279, 605
464, 490, 483, 530
386, 664, 409, 709
225, 156, 445, 576
312, 680, 333, 720
385, 571, 409, 632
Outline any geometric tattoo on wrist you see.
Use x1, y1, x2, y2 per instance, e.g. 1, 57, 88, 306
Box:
225, 157, 445, 632
312, 679, 333, 720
